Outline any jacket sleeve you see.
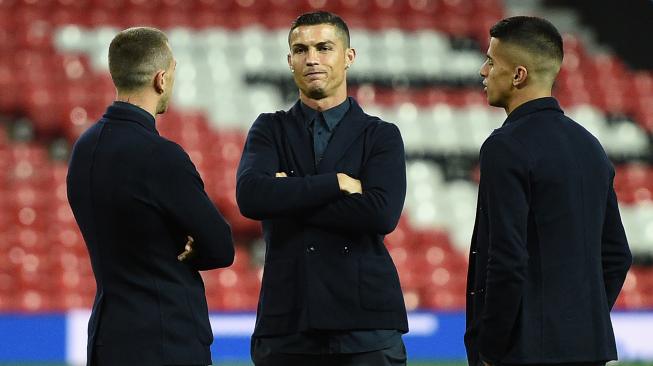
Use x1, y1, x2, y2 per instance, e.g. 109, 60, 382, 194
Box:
150, 140, 234, 271
601, 171, 632, 310
302, 123, 406, 235
236, 113, 342, 220
476, 134, 530, 364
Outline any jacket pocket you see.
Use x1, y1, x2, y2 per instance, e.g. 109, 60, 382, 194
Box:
359, 256, 403, 311
260, 258, 296, 316
158, 282, 213, 347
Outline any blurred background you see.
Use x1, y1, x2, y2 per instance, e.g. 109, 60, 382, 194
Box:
0, 0, 652, 364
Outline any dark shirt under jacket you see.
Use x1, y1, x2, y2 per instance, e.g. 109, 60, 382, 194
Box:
303, 98, 348, 166
67, 101, 235, 366
253, 99, 402, 355
465, 97, 631, 366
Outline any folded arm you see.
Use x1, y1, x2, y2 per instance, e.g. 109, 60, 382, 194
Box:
302, 123, 407, 235
151, 141, 235, 270
236, 114, 342, 220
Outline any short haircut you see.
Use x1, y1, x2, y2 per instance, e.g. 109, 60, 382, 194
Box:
490, 16, 563, 65
288, 11, 350, 48
108, 27, 173, 92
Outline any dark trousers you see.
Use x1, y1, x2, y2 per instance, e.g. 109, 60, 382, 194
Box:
500, 363, 606, 366
92, 348, 206, 366
252, 339, 407, 366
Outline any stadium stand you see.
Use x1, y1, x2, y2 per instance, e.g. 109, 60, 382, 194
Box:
0, 0, 652, 317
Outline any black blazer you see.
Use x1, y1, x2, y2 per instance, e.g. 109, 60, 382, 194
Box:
67, 102, 234, 366
465, 98, 632, 365
236, 98, 409, 337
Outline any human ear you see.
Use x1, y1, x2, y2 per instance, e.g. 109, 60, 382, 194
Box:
513, 65, 528, 87
154, 70, 166, 94
345, 47, 356, 69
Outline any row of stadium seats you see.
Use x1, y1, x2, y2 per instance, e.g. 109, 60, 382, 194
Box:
3, 18, 653, 137
2, 214, 652, 312
2, 58, 651, 162
0, 0, 503, 39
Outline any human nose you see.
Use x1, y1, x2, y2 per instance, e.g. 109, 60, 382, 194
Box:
479, 61, 488, 77
306, 47, 319, 66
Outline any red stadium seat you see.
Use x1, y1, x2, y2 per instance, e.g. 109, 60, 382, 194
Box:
85, 7, 121, 26
403, 289, 421, 311
159, 7, 193, 28
13, 3, 50, 27
420, 286, 466, 310
17, 289, 53, 312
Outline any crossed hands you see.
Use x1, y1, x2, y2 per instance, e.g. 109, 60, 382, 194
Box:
178, 172, 361, 262
275, 172, 362, 195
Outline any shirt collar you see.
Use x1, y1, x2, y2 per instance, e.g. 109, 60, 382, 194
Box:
300, 98, 351, 131
503, 97, 563, 126
103, 101, 159, 134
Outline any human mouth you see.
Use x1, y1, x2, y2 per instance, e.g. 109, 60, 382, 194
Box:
304, 71, 326, 79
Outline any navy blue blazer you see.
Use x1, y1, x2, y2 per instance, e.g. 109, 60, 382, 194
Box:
236, 97, 409, 336
67, 102, 234, 366
465, 98, 632, 365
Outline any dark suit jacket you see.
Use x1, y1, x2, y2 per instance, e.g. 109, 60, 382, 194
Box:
236, 97, 409, 337
67, 102, 234, 366
465, 97, 632, 365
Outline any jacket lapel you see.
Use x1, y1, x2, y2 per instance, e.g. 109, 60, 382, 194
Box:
317, 98, 371, 173
283, 101, 316, 175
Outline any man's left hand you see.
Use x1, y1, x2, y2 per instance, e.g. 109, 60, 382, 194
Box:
177, 235, 195, 261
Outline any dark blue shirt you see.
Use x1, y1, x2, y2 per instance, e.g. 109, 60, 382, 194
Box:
301, 98, 350, 166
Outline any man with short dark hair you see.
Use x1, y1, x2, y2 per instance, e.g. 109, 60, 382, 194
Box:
465, 16, 632, 366
67, 27, 234, 366
237, 11, 408, 366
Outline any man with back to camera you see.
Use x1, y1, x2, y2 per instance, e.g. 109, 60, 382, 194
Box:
66, 27, 234, 366
236, 11, 408, 366
465, 16, 632, 366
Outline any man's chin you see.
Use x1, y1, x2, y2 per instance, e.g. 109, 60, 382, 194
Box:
156, 102, 169, 115
304, 87, 327, 100
487, 97, 503, 109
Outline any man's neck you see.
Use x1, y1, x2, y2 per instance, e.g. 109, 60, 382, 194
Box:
300, 92, 347, 112
505, 88, 552, 115
116, 92, 157, 118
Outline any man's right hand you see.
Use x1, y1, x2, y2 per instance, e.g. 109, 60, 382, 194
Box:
337, 173, 362, 195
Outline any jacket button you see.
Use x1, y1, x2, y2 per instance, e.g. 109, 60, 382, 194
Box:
341, 245, 350, 255
471, 251, 477, 255
307, 245, 316, 253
